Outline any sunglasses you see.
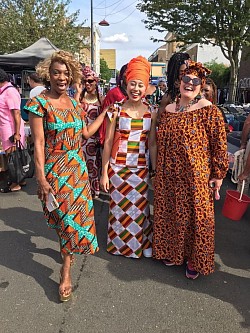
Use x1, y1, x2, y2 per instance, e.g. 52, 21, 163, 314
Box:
83, 79, 95, 84
181, 75, 201, 86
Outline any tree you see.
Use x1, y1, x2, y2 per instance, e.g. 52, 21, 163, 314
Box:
0, 0, 85, 54
100, 58, 112, 82
138, 0, 250, 103
204, 60, 230, 89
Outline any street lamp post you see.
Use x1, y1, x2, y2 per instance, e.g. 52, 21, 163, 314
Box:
90, 0, 94, 70
90, 0, 109, 71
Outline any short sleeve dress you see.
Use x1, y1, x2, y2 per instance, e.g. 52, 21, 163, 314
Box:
24, 94, 99, 255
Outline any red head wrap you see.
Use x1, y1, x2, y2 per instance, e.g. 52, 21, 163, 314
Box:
82, 66, 99, 81
126, 56, 151, 88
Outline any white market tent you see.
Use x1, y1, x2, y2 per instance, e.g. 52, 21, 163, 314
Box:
0, 37, 59, 69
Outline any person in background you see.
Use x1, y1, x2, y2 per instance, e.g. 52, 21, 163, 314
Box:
201, 77, 217, 104
27, 73, 45, 98
153, 61, 228, 279
0, 68, 26, 193
158, 52, 190, 119
24, 51, 107, 302
75, 66, 104, 198
99, 64, 128, 145
238, 113, 250, 193
202, 78, 232, 133
100, 56, 157, 259
155, 79, 167, 104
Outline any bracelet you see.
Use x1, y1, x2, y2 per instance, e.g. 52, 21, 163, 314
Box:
149, 170, 156, 179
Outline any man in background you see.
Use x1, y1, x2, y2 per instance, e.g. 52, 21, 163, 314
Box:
27, 73, 44, 98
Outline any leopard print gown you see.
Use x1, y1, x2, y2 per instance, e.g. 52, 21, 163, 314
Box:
153, 105, 228, 275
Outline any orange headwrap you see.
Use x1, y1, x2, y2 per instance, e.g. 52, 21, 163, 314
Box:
184, 60, 211, 85
126, 56, 151, 88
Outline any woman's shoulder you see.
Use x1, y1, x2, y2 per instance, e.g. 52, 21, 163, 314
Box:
197, 98, 212, 109
165, 102, 176, 112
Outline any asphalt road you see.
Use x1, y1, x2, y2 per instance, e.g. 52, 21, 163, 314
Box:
0, 175, 250, 333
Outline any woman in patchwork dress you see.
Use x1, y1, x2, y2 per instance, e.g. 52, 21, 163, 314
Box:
24, 51, 107, 301
100, 56, 157, 259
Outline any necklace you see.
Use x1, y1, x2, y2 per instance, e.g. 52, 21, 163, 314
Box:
175, 98, 196, 112
84, 93, 98, 104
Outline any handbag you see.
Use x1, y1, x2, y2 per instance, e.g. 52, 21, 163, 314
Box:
8, 141, 35, 183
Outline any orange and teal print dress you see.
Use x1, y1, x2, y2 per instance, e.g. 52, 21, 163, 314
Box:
24, 94, 99, 255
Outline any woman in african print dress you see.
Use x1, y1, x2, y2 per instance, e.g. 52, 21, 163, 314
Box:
100, 56, 157, 259
75, 67, 104, 198
24, 51, 107, 302
153, 61, 228, 279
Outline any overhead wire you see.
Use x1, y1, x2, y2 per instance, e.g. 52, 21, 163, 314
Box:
105, 1, 137, 17
109, 8, 137, 24
94, 0, 123, 10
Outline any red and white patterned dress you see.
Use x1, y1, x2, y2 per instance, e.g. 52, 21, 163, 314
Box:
81, 103, 102, 198
107, 106, 153, 258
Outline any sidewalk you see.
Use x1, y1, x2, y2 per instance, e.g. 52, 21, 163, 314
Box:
0, 176, 250, 333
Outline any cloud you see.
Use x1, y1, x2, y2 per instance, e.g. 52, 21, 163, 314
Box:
103, 33, 129, 43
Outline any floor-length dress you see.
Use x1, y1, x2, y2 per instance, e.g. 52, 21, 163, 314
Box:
81, 103, 102, 198
107, 107, 153, 258
24, 94, 99, 255
153, 105, 228, 274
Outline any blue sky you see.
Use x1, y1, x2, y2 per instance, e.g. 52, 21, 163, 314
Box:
70, 0, 164, 69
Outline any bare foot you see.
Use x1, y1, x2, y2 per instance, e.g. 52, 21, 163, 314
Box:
59, 266, 72, 301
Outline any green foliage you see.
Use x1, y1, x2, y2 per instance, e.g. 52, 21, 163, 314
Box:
138, 0, 250, 102
100, 58, 112, 82
205, 60, 231, 89
0, 0, 85, 54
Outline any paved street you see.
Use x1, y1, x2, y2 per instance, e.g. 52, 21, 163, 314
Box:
0, 175, 250, 333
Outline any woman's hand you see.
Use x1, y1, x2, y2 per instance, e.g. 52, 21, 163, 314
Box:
37, 179, 55, 204
100, 173, 109, 193
209, 178, 223, 200
14, 133, 21, 142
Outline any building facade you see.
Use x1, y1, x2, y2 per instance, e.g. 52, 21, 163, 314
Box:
100, 49, 116, 78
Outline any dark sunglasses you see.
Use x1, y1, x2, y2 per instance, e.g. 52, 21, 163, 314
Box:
182, 75, 201, 86
82, 79, 95, 84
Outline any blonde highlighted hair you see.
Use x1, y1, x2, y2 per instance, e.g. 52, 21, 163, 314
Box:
36, 50, 82, 88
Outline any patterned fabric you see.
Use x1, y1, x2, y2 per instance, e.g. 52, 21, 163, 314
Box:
24, 94, 99, 255
107, 107, 153, 258
153, 105, 228, 275
108, 109, 151, 168
81, 103, 102, 198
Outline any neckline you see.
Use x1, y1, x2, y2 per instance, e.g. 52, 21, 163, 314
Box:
41, 92, 76, 109
166, 104, 212, 114
120, 108, 150, 119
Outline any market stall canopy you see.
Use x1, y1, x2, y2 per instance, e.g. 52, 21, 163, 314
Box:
0, 37, 59, 69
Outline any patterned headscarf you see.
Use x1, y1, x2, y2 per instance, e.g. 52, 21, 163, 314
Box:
82, 66, 99, 81
184, 61, 211, 85
126, 56, 151, 88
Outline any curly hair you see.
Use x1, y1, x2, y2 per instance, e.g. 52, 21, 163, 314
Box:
167, 52, 190, 101
204, 78, 217, 104
36, 50, 82, 88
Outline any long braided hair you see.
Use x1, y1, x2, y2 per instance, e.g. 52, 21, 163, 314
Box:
167, 52, 190, 101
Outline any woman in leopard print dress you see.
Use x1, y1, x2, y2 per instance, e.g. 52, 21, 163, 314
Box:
153, 61, 228, 279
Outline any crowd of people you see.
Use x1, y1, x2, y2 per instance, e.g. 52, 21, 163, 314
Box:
0, 50, 249, 302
